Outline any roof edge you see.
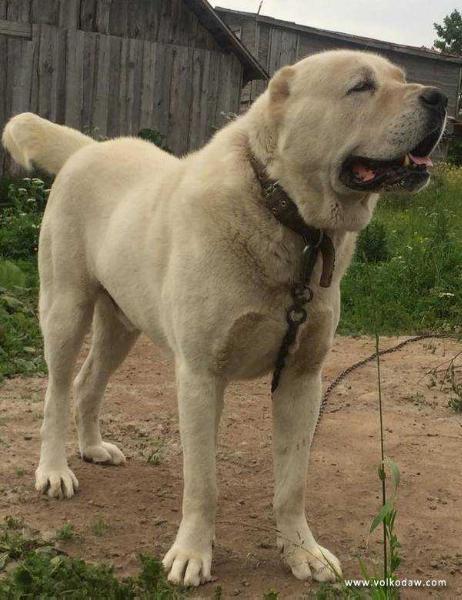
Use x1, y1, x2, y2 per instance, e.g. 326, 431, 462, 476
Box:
184, 0, 269, 82
215, 6, 462, 65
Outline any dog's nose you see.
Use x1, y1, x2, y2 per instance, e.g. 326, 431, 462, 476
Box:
419, 87, 448, 111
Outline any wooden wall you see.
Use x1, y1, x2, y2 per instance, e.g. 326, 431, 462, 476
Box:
0, 0, 244, 175
219, 11, 462, 121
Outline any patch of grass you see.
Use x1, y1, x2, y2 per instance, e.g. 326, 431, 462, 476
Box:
145, 439, 166, 466
340, 165, 462, 335
0, 518, 187, 599
56, 523, 77, 542
91, 517, 109, 537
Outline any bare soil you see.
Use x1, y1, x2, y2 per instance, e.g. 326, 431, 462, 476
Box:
1, 336, 461, 599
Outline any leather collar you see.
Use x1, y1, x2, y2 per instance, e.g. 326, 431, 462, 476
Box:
249, 154, 335, 287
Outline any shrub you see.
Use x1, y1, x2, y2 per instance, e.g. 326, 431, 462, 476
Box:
356, 221, 391, 263
0, 260, 27, 289
138, 128, 170, 152
447, 137, 462, 167
0, 261, 44, 382
0, 178, 49, 260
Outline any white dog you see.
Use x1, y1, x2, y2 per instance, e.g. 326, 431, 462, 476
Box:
2, 49, 446, 587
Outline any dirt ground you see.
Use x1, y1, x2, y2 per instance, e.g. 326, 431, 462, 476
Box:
1, 335, 461, 599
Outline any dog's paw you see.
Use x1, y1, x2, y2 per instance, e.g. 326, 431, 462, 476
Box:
280, 540, 342, 582
80, 441, 125, 465
162, 544, 213, 587
35, 465, 79, 499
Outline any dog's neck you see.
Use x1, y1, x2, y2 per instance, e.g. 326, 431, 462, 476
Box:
248, 152, 336, 288
243, 102, 378, 233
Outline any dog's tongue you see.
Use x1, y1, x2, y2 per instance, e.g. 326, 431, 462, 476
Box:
409, 154, 433, 167
352, 163, 376, 182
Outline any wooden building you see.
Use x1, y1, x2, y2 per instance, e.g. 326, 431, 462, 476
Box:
216, 7, 462, 123
0, 0, 267, 174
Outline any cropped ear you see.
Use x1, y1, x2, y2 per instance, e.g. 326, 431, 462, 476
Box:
268, 66, 295, 120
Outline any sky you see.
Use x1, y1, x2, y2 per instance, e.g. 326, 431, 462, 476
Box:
212, 1, 457, 48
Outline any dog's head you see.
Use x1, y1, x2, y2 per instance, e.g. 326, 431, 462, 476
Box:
255, 50, 447, 230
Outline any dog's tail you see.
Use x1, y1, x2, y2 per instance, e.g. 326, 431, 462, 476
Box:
2, 113, 95, 175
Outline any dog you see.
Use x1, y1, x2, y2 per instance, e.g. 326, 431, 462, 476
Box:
2, 49, 446, 587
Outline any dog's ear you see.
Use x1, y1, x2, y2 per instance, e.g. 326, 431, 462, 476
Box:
268, 66, 295, 120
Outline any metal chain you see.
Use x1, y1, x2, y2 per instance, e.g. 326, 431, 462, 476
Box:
271, 281, 313, 392
317, 333, 456, 429
271, 236, 323, 393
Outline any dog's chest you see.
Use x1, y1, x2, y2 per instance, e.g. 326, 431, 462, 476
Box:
210, 299, 335, 380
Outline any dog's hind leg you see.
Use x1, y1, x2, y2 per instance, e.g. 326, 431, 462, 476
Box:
73, 292, 139, 465
35, 286, 94, 499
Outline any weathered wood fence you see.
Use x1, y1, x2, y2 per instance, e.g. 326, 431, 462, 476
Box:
0, 0, 246, 176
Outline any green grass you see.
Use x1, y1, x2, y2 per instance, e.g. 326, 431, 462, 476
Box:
0, 258, 44, 382
0, 517, 187, 599
91, 517, 109, 537
340, 166, 462, 335
56, 523, 77, 542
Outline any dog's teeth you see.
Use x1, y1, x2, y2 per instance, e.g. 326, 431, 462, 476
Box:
403, 155, 410, 167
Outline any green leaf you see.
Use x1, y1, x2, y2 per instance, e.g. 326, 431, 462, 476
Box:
385, 458, 400, 490
370, 500, 394, 533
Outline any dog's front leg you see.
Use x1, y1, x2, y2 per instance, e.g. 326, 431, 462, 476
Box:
163, 361, 224, 587
272, 368, 342, 582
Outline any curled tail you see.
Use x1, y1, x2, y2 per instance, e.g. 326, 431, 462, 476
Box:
2, 113, 95, 175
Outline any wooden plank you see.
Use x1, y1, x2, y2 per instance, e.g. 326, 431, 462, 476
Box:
59, 0, 80, 29
0, 26, 9, 176
53, 26, 67, 122
9, 38, 35, 114
80, 0, 96, 31
126, 38, 144, 135
95, 0, 111, 34
65, 27, 84, 128
6, 0, 31, 23
106, 33, 122, 136
152, 41, 172, 139
37, 24, 53, 119
215, 52, 235, 131
0, 1, 7, 19
81, 31, 97, 132
268, 27, 284, 76
36, 24, 66, 121
140, 40, 157, 130
167, 43, 193, 155
92, 32, 110, 136
156, 0, 172, 45
279, 29, 298, 66
205, 49, 220, 138
29, 23, 40, 113
0, 19, 31, 38
32, 0, 59, 25
108, 0, 127, 37
189, 46, 206, 150
118, 36, 129, 135
127, 0, 146, 39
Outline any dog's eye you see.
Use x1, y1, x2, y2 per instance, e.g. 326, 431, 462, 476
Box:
348, 80, 375, 94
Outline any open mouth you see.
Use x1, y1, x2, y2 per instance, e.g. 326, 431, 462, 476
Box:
339, 127, 442, 192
